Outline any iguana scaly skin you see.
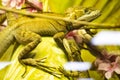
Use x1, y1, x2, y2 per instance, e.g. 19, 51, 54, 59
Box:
0, 7, 100, 77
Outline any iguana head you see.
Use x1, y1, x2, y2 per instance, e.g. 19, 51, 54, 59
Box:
65, 7, 101, 21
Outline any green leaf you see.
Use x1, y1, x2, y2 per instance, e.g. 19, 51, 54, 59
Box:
0, 0, 120, 80
48, 0, 84, 13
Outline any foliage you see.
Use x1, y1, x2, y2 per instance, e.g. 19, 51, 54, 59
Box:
0, 0, 120, 80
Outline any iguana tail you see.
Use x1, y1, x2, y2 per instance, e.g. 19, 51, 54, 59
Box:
0, 27, 15, 58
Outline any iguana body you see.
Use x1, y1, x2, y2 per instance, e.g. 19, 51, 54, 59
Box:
0, 7, 100, 78
0, 16, 71, 57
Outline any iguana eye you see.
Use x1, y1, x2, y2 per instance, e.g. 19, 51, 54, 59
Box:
84, 8, 93, 14
84, 8, 89, 14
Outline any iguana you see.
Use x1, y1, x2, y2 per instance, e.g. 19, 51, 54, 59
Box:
0, 7, 101, 78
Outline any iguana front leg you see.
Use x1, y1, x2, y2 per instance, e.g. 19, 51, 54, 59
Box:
54, 32, 90, 78
53, 32, 72, 61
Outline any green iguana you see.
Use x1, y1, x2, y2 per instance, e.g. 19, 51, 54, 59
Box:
0, 7, 101, 78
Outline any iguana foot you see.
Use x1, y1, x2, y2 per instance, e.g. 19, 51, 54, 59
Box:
58, 67, 90, 78
20, 57, 62, 78
58, 67, 79, 77
21, 57, 46, 66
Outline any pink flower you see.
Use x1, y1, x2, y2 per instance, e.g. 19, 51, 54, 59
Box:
94, 50, 120, 79
0, 10, 6, 14
2, 0, 43, 11
2, 0, 25, 9
27, 0, 43, 11
65, 30, 83, 44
